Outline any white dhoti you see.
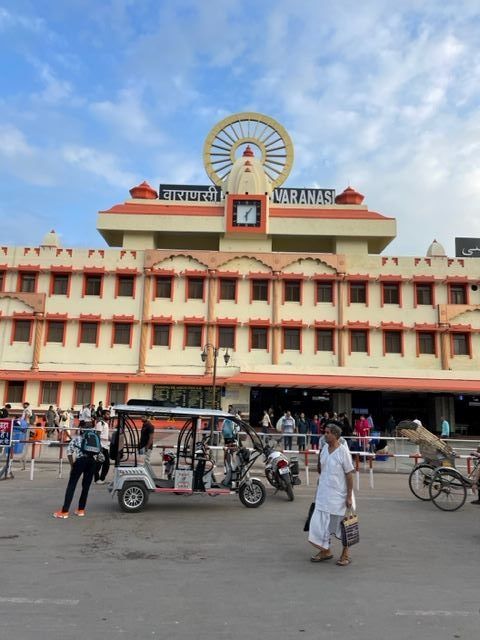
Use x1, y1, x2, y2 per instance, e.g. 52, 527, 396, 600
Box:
308, 508, 343, 549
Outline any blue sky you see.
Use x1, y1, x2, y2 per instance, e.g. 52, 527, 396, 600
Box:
1, 0, 480, 255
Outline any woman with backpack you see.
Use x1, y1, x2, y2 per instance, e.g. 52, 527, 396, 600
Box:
53, 427, 102, 518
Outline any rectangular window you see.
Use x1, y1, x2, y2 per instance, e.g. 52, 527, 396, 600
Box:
351, 330, 367, 353
449, 284, 467, 305
80, 322, 98, 344
385, 330, 402, 354
218, 326, 235, 349
19, 272, 37, 293
383, 283, 400, 304
185, 325, 202, 347
252, 280, 268, 301
155, 277, 172, 298
85, 275, 102, 296
219, 279, 236, 301
46, 321, 65, 343
187, 278, 204, 300
283, 328, 300, 350
251, 327, 267, 350
109, 383, 126, 405
41, 381, 59, 405
113, 323, 131, 345
13, 319, 32, 342
316, 329, 334, 351
117, 275, 134, 297
418, 332, 435, 355
316, 281, 333, 303
349, 282, 367, 303
416, 283, 433, 305
0, 270, 5, 291
284, 280, 301, 302
7, 381, 24, 403
152, 324, 170, 346
452, 333, 469, 356
75, 382, 93, 406
52, 274, 69, 295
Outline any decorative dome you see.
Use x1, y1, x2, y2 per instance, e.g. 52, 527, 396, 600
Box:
129, 181, 158, 200
335, 186, 365, 205
224, 146, 272, 196
426, 239, 446, 257
41, 229, 61, 248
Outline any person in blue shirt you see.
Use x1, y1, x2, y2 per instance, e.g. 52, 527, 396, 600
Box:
440, 417, 450, 438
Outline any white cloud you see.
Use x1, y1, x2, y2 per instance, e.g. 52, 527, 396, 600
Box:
62, 145, 138, 187
0, 124, 34, 157
0, 7, 46, 33
30, 62, 74, 105
90, 88, 163, 145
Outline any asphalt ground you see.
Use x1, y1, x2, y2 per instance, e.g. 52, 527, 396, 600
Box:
0, 462, 479, 640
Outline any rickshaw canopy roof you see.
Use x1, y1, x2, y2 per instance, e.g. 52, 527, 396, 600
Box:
113, 404, 235, 420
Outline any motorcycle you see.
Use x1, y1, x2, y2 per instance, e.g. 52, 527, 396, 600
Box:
264, 442, 301, 501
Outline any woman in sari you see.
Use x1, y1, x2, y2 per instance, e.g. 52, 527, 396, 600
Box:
308, 423, 355, 566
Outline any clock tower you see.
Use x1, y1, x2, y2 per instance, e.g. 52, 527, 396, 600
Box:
202, 112, 294, 251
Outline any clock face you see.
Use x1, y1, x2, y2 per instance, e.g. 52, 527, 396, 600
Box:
232, 200, 261, 227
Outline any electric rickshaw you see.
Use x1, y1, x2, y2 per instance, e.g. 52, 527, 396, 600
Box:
108, 404, 267, 512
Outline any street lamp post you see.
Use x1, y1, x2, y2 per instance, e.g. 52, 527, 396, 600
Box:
200, 344, 230, 409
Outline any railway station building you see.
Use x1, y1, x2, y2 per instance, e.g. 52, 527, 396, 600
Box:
1, 113, 480, 434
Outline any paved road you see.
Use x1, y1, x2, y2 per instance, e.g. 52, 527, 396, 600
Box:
0, 465, 478, 640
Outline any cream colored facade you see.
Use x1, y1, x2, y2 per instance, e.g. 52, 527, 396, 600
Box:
1, 113, 480, 433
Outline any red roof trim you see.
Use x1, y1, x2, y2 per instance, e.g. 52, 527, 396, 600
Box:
102, 203, 224, 217
270, 208, 392, 220
224, 372, 480, 393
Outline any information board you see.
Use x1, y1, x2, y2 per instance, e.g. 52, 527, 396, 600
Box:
0, 419, 13, 447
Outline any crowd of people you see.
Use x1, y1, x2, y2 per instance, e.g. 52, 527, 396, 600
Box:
259, 408, 363, 451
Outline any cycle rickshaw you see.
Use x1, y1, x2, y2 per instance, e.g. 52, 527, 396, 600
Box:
402, 420, 479, 511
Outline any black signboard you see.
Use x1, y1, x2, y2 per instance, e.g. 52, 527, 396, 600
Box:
455, 237, 480, 257
158, 184, 336, 206
271, 188, 336, 205
153, 384, 220, 409
159, 184, 223, 203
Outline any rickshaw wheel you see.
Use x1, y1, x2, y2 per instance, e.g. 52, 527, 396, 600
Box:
429, 468, 467, 511
118, 482, 149, 513
408, 463, 435, 501
239, 479, 266, 508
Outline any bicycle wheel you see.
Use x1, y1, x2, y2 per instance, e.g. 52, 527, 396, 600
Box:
408, 463, 435, 501
429, 468, 467, 511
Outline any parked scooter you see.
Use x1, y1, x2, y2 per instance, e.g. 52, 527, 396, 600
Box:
264, 440, 301, 501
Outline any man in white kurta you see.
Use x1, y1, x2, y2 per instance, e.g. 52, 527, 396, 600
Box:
308, 433, 355, 562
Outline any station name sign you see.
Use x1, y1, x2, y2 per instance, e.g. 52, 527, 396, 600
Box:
159, 184, 223, 202
455, 237, 480, 257
270, 188, 335, 205
159, 184, 336, 205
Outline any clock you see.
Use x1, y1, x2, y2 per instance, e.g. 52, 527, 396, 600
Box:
233, 200, 261, 227
225, 194, 268, 234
